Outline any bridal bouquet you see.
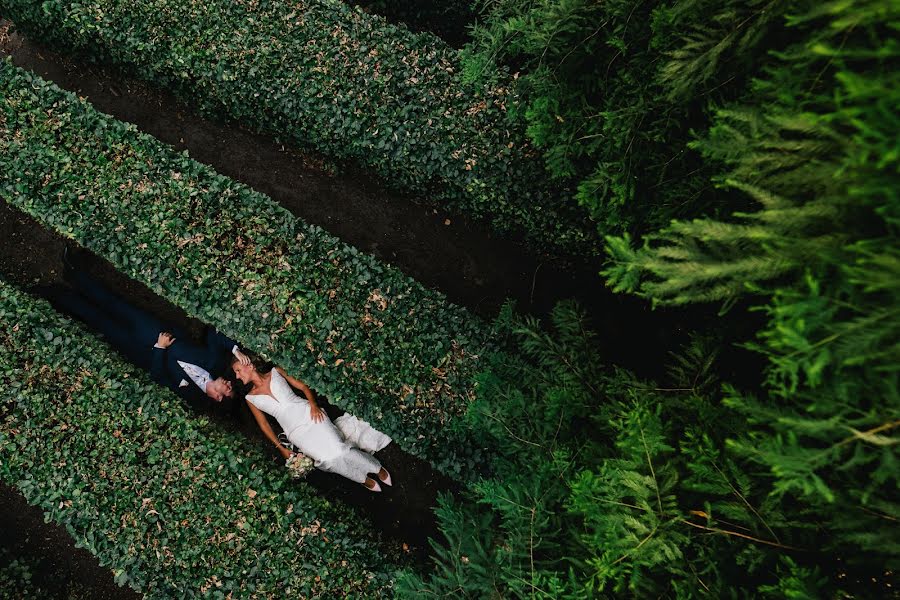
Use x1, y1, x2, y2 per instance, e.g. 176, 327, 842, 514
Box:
286, 453, 315, 479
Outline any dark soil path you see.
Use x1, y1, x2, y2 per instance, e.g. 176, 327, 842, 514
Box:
0, 203, 449, 572
0, 484, 142, 599
351, 0, 474, 48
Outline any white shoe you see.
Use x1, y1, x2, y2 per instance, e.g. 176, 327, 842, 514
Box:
378, 468, 392, 486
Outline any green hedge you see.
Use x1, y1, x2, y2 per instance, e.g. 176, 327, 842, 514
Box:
0, 0, 598, 257
0, 60, 494, 478
0, 278, 397, 597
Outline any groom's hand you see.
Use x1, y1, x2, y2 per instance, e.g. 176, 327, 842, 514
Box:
156, 332, 176, 348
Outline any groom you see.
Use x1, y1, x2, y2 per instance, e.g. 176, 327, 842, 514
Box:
55, 260, 248, 406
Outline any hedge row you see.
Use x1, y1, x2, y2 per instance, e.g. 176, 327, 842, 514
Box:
0, 61, 493, 478
0, 278, 397, 597
0, 0, 598, 257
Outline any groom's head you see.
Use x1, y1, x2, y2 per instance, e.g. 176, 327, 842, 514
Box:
205, 377, 234, 402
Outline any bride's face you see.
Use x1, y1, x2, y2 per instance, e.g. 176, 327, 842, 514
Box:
232, 362, 254, 384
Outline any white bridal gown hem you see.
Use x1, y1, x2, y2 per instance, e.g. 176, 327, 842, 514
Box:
334, 414, 392, 453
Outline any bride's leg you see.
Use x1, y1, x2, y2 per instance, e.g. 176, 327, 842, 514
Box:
333, 449, 382, 487
315, 448, 378, 486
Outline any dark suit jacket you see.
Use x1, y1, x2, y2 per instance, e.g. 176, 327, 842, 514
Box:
57, 268, 240, 407
150, 329, 238, 404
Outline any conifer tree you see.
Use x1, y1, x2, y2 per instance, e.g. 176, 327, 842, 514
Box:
604, 0, 900, 572
398, 303, 882, 597
463, 0, 791, 235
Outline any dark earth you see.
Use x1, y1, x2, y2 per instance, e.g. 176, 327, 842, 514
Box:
0, 18, 767, 598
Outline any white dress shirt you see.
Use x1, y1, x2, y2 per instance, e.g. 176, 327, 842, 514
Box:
177, 360, 211, 392
152, 340, 243, 392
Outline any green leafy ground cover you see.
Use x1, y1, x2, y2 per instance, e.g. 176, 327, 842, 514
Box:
0, 278, 398, 598
0, 60, 495, 478
0, 0, 598, 257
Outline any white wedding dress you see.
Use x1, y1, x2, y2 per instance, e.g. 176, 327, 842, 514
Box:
246, 369, 390, 484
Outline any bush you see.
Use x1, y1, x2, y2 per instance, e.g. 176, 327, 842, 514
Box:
461, 0, 788, 237
602, 0, 899, 532
0, 278, 398, 598
0, 60, 495, 478
399, 302, 888, 597
0, 0, 598, 257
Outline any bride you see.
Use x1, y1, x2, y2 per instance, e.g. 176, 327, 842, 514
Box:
231, 356, 392, 492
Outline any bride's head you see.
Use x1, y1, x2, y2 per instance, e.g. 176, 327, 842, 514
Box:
231, 358, 254, 384
230, 351, 272, 384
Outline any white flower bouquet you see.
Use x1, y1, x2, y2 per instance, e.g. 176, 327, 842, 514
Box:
286, 453, 315, 479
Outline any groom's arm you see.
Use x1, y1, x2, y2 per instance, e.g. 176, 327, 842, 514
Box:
206, 328, 247, 362
150, 332, 176, 387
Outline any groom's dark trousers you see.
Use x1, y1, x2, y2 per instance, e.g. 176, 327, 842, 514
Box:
56, 269, 236, 405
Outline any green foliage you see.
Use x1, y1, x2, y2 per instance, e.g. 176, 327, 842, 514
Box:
0, 278, 397, 597
0, 0, 598, 257
603, 0, 900, 578
0, 551, 49, 599
568, 402, 687, 595
462, 0, 789, 236
398, 302, 878, 597
665, 334, 719, 396
757, 557, 827, 599
0, 61, 493, 478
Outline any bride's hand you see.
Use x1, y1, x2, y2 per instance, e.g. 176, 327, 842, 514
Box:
233, 348, 252, 366
279, 446, 293, 460
309, 405, 325, 423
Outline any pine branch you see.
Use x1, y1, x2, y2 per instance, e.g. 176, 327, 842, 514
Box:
680, 519, 803, 551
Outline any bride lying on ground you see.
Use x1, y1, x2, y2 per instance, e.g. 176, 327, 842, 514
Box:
231, 355, 393, 492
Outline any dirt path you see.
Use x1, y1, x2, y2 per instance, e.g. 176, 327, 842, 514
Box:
0, 484, 143, 599
0, 203, 449, 577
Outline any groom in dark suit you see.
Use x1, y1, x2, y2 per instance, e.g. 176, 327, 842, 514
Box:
55, 265, 247, 405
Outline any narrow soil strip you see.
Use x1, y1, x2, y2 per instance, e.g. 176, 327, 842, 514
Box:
0, 202, 450, 571
0, 484, 142, 600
